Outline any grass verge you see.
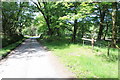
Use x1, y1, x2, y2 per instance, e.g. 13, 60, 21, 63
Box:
0, 38, 25, 58
38, 38, 118, 78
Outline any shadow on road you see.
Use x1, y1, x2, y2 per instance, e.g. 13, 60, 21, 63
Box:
4, 38, 47, 60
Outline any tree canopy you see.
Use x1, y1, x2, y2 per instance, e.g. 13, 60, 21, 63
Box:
1, 1, 120, 49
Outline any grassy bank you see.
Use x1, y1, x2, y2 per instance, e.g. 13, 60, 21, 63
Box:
0, 38, 25, 57
38, 38, 118, 78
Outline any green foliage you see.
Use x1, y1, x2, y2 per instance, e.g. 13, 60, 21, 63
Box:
38, 38, 118, 78
1, 1, 119, 78
33, 2, 119, 46
2, 2, 34, 34
0, 38, 25, 57
2, 2, 35, 47
2, 34, 23, 47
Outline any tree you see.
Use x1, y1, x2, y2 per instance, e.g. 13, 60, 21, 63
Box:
96, 3, 109, 40
59, 2, 94, 43
2, 2, 35, 47
31, 1, 53, 35
111, 2, 117, 48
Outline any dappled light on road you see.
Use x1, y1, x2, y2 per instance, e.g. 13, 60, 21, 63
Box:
0, 39, 74, 78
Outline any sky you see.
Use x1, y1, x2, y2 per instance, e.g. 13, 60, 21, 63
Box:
34, 12, 40, 18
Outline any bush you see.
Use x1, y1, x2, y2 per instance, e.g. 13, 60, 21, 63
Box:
2, 34, 24, 47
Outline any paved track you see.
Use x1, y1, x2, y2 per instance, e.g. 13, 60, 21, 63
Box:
0, 38, 74, 78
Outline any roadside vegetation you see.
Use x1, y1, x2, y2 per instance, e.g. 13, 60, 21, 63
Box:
1, 1, 120, 78
1, 2, 35, 57
37, 37, 118, 78
0, 39, 25, 58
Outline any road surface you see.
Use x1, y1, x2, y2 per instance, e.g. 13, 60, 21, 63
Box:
0, 38, 74, 78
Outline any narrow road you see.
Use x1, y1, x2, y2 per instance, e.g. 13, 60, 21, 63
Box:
0, 38, 74, 78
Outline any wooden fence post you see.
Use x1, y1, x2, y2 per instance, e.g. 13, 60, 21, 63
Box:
83, 40, 84, 46
91, 38, 94, 49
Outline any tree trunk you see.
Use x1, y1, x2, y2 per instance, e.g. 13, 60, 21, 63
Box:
72, 19, 77, 43
97, 8, 105, 40
45, 16, 53, 36
33, 1, 53, 36
103, 22, 109, 40
111, 2, 117, 48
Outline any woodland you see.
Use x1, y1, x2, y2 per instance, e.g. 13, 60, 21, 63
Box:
0, 1, 120, 78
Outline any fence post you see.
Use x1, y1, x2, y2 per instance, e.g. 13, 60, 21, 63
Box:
83, 40, 84, 46
91, 38, 94, 50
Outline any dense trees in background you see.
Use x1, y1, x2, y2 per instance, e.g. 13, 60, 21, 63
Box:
111, 2, 117, 48
2, 1, 120, 48
2, 2, 35, 47
32, 1, 119, 47
32, 2, 68, 36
